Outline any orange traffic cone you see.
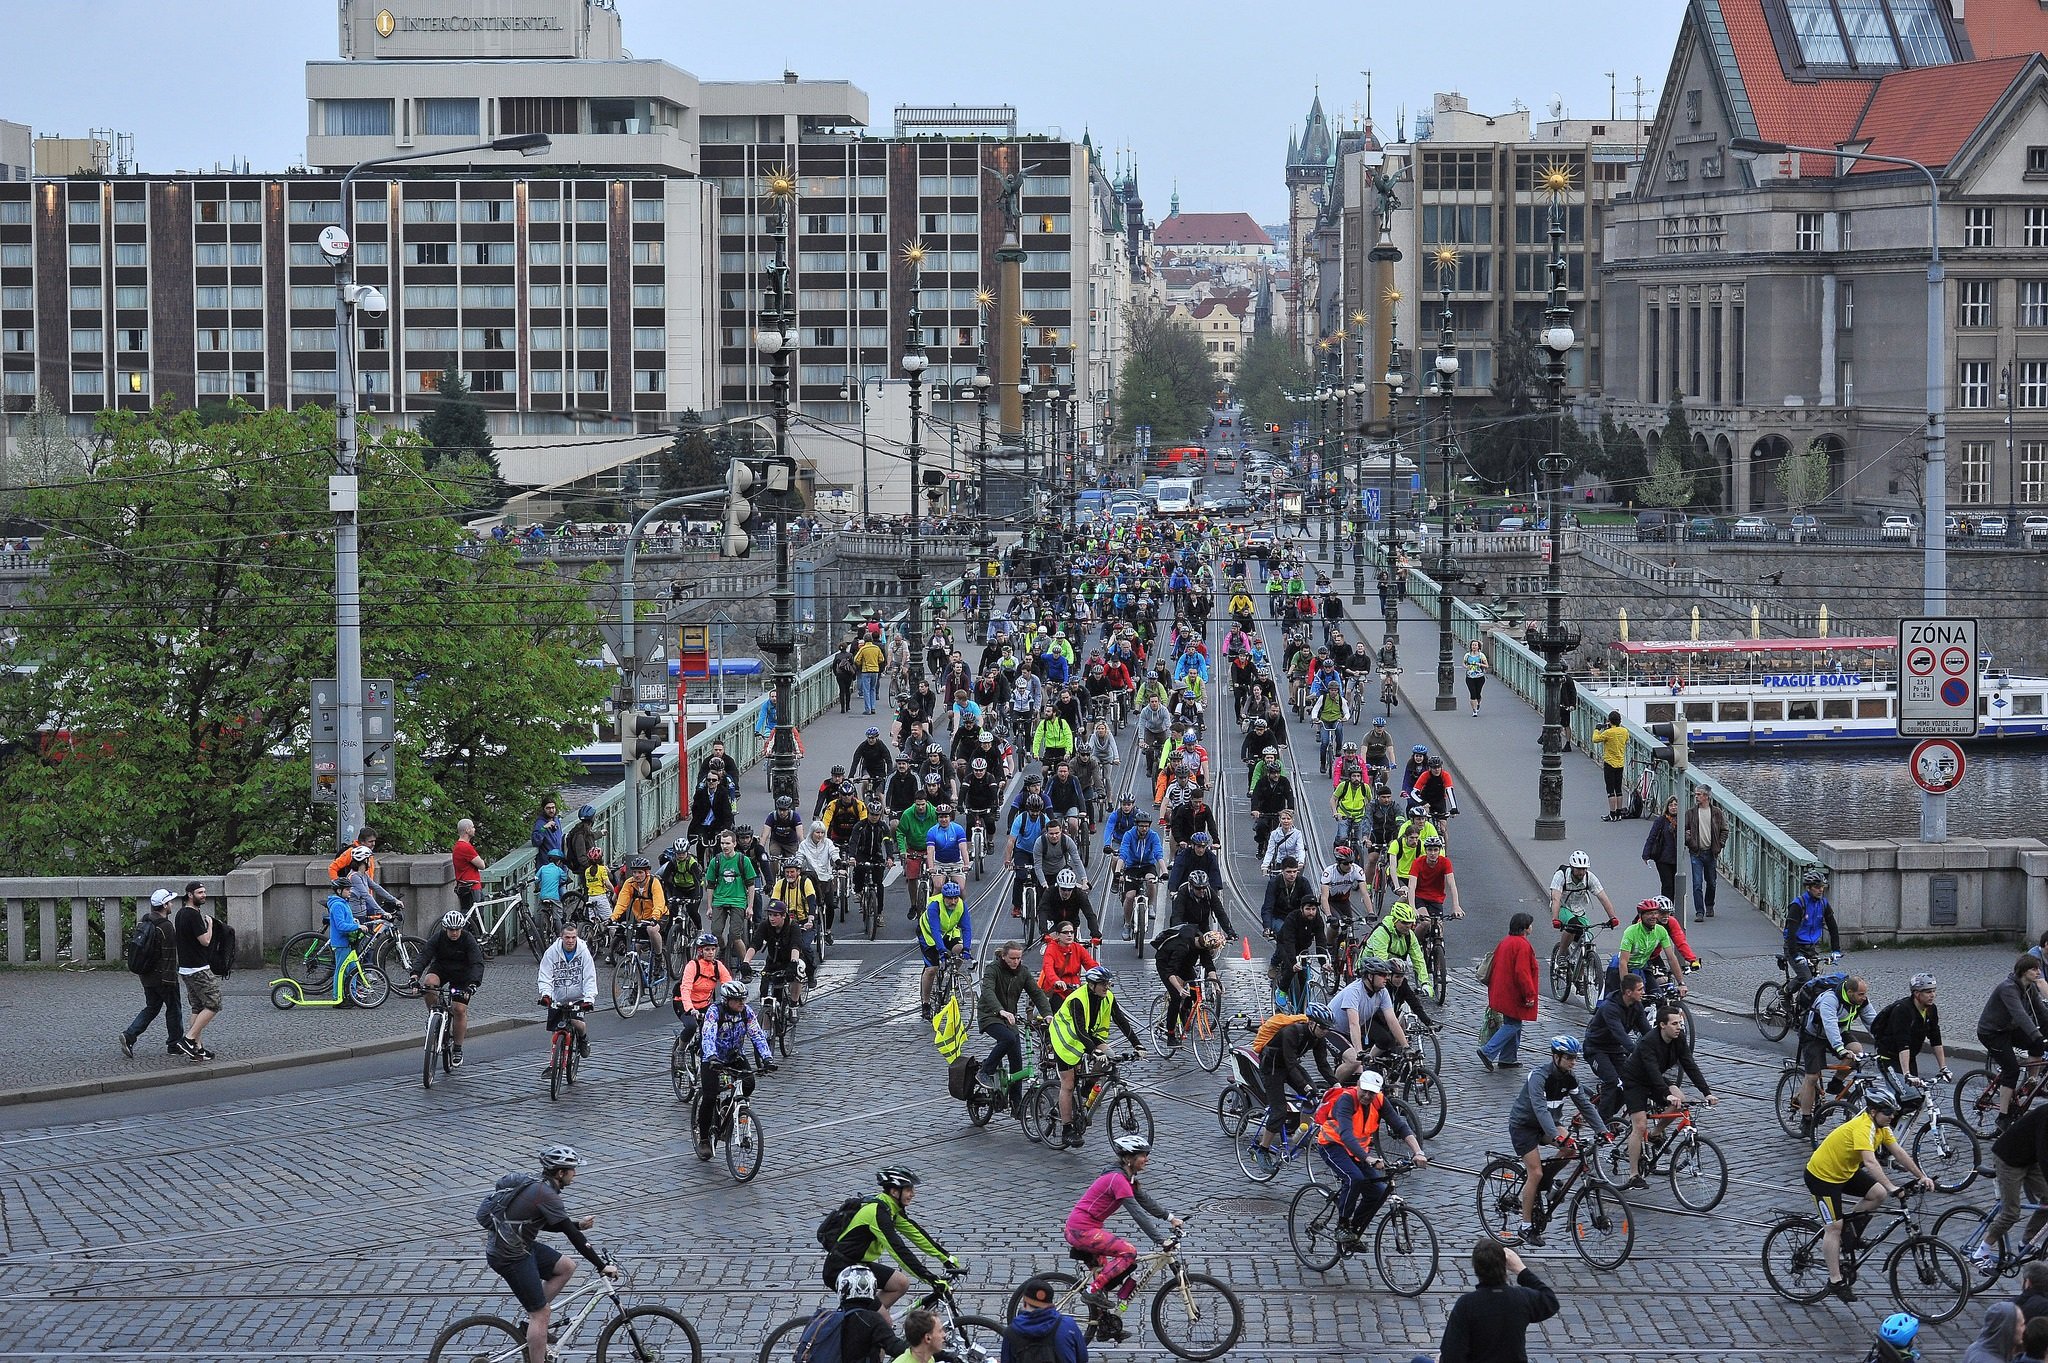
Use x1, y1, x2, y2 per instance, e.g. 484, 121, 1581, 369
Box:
1240, 935, 1253, 962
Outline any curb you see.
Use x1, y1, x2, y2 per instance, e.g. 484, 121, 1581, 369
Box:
0, 1015, 540, 1108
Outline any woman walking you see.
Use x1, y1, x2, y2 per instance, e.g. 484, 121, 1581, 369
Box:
1641, 797, 1680, 901
1477, 913, 1539, 1070
1462, 642, 1488, 716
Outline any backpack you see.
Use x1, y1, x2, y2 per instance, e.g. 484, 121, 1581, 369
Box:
792, 1307, 845, 1363
207, 916, 238, 976
124, 916, 163, 977
1004, 1326, 1061, 1363
815, 1195, 865, 1252
1251, 1013, 1306, 1056
476, 1172, 539, 1249
1795, 972, 1851, 1034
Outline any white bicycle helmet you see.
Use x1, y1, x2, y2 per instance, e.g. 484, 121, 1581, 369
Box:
1567, 850, 1591, 870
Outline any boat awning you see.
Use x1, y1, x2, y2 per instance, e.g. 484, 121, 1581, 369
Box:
1615, 636, 1895, 656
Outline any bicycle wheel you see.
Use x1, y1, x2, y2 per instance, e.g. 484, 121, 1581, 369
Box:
863, 885, 882, 941
1774, 1067, 1811, 1139
1145, 995, 1181, 1052
1911, 1119, 1982, 1195
1022, 1081, 1060, 1145
1286, 1182, 1345, 1271
1573, 948, 1597, 1012
1191, 994, 1224, 1073
1403, 1015, 1443, 1074
549, 1033, 566, 1102
1236, 1129, 1283, 1183
1931, 1205, 2001, 1296
1761, 1215, 1834, 1303
279, 931, 334, 988
422, 1011, 443, 1091
1753, 980, 1792, 1042
669, 1032, 697, 1103
1401, 1066, 1446, 1140
1216, 1086, 1252, 1140
596, 1304, 702, 1363
1668, 1132, 1729, 1212
1474, 1156, 1527, 1241
725, 1104, 764, 1183
1813, 1099, 1857, 1149
1002, 1271, 1081, 1323
1548, 939, 1572, 1003
378, 934, 429, 998
518, 907, 547, 960
1887, 1234, 1971, 1325
1374, 1201, 1441, 1298
1426, 938, 1447, 1006
1954, 1067, 2003, 1139
347, 963, 390, 1009
427, 1313, 526, 1363
1568, 1181, 1634, 1269
610, 957, 645, 1019
1101, 1089, 1155, 1146
1149, 1271, 1244, 1363
754, 1315, 811, 1363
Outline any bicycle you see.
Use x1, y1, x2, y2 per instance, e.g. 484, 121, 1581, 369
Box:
1761, 1185, 1968, 1324
1934, 1190, 2048, 1295
278, 908, 426, 997
1475, 1124, 1636, 1269
1417, 921, 1449, 1008
1378, 667, 1402, 718
928, 947, 973, 1026
1278, 950, 1335, 1014
607, 927, 667, 1020
1146, 964, 1226, 1072
546, 1002, 591, 1102
1003, 1223, 1244, 1362
669, 1027, 702, 1104
426, 1254, 702, 1363
1286, 1157, 1439, 1296
757, 969, 804, 1059
1374, 1046, 1447, 1141
856, 860, 888, 941
1590, 1101, 1729, 1210
1775, 1053, 1868, 1139
1234, 1088, 1327, 1184
1025, 1050, 1154, 1150
968, 1020, 1049, 1128
709, 1066, 765, 1183
421, 983, 473, 1090
1754, 950, 1843, 1041
1547, 922, 1604, 1011
1956, 1052, 2048, 1140
1118, 867, 1162, 956
461, 892, 548, 960
758, 1277, 1002, 1363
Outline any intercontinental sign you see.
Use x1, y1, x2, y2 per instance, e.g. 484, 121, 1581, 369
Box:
380, 12, 566, 32
366, 1, 582, 58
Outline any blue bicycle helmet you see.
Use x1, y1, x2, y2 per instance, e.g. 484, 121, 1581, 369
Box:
1411, 744, 1428, 755
1880, 1315, 1920, 1349
1305, 1003, 1334, 1028
1549, 1035, 1584, 1056
941, 881, 963, 898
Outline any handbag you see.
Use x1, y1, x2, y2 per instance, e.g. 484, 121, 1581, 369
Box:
1476, 945, 1497, 985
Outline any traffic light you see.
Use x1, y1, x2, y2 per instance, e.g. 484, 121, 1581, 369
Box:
630, 713, 665, 779
722, 459, 761, 558
1648, 720, 1689, 770
921, 467, 947, 509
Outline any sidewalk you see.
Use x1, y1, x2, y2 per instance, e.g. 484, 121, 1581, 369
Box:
1309, 545, 2026, 1023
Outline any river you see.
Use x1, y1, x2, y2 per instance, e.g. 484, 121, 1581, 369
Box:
1694, 746, 2048, 849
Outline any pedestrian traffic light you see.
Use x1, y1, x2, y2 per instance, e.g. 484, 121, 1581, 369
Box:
630, 714, 665, 779
1648, 720, 1689, 770
722, 459, 760, 558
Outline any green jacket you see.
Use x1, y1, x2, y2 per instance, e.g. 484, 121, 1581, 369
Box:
1032, 716, 1074, 758
896, 802, 940, 857
978, 955, 1050, 1028
832, 1193, 954, 1283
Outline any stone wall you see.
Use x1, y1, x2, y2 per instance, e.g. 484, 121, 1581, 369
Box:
1819, 837, 2048, 947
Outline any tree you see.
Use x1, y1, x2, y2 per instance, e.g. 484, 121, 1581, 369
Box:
1467, 328, 1547, 488
1114, 306, 1213, 444
0, 401, 610, 877
1642, 446, 1696, 510
0, 388, 88, 531
1776, 438, 1833, 515
419, 369, 493, 471
1236, 331, 1312, 436
1591, 413, 1648, 490
659, 410, 721, 493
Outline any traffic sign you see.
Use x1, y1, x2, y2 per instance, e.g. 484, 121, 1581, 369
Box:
1899, 617, 1979, 737
1908, 737, 1966, 794
1363, 488, 1382, 521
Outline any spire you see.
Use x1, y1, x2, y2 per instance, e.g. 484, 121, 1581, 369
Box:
1169, 182, 1180, 217
1302, 89, 1334, 167
1287, 128, 1299, 166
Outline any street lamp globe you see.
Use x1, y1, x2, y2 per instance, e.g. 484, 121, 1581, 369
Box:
971, 372, 991, 390
1435, 352, 1459, 376
901, 352, 929, 374
754, 328, 786, 354
1020, 378, 1034, 396
1542, 323, 1576, 356
1350, 380, 1369, 397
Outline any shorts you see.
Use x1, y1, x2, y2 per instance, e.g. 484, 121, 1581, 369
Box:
1804, 1168, 1877, 1219
1509, 1121, 1550, 1157
1622, 1085, 1667, 1116
491, 1242, 562, 1312
1602, 763, 1624, 797
920, 938, 962, 968
180, 968, 222, 1014
1798, 1032, 1837, 1077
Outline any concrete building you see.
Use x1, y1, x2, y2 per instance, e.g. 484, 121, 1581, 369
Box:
1168, 293, 1254, 384
1601, 0, 2048, 514
0, 122, 29, 183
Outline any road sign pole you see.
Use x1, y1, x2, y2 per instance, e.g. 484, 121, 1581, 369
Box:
1898, 616, 1979, 845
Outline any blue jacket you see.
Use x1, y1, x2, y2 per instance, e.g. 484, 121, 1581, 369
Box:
325, 893, 360, 955
701, 1005, 773, 1063
1117, 827, 1164, 869
1101, 807, 1139, 854
1785, 891, 1838, 949
1002, 1305, 1088, 1363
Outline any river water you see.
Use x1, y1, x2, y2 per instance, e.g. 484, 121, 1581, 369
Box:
1694, 746, 2048, 849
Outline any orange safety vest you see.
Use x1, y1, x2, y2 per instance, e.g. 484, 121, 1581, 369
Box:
1316, 1088, 1385, 1149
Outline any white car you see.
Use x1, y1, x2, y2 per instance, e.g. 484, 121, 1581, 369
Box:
1731, 515, 1770, 541
1880, 515, 1916, 541
2023, 514, 2048, 538
1497, 516, 1528, 531
1976, 514, 2010, 539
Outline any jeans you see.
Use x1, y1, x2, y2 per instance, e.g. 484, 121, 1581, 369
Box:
1480, 1016, 1525, 1064
857, 672, 880, 713
1317, 1142, 1392, 1229
124, 981, 184, 1048
1691, 853, 1719, 914
980, 1019, 1021, 1084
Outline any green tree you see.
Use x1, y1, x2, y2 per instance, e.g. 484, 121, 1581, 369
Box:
1776, 438, 1833, 515
1114, 307, 1213, 444
419, 369, 493, 471
1592, 413, 1648, 489
0, 387, 89, 532
1642, 446, 1696, 510
1235, 331, 1312, 436
659, 410, 721, 492
0, 401, 610, 877
1467, 327, 1547, 488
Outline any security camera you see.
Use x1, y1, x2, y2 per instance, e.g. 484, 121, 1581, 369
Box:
344, 283, 387, 319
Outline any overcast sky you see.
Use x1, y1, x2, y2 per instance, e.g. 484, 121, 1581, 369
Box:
7, 1, 1685, 221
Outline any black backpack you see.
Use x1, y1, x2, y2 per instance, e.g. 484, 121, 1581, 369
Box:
207, 916, 239, 977
476, 1172, 540, 1250
1004, 1325, 1061, 1363
1795, 972, 1851, 1034
124, 917, 163, 977
815, 1195, 864, 1253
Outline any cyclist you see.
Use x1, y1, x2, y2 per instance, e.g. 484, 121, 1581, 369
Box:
848, 805, 898, 924
1399, 745, 1431, 800
1618, 1001, 1716, 1187
1319, 845, 1364, 925
1032, 702, 1074, 769
534, 851, 573, 934
412, 908, 484, 1066
897, 793, 942, 911
1044, 869, 1101, 946
321, 874, 383, 1005
671, 932, 730, 1051
797, 1266, 908, 1363
1310, 667, 1347, 767
1035, 820, 1091, 903
1403, 835, 1466, 927
1327, 957, 1411, 1064
1551, 849, 1621, 939
702, 829, 759, 964
1386, 808, 1435, 888
924, 804, 970, 892
916, 882, 972, 1020
1366, 901, 1433, 1000
578, 846, 613, 925
1248, 1004, 1339, 1172
1046, 965, 1145, 1149
479, 1146, 618, 1363
1045, 760, 1087, 828
1802, 1087, 1934, 1302
536, 921, 597, 1058
1872, 973, 1952, 1083
850, 727, 893, 793
1583, 973, 1651, 1121
1065, 1135, 1183, 1341
1040, 920, 1100, 998
1315, 1069, 1428, 1246
1167, 828, 1222, 901
977, 938, 1052, 1102
1362, 717, 1393, 778
609, 856, 669, 981
1113, 812, 1166, 936
1362, 785, 1402, 903
659, 838, 704, 934
1784, 867, 1842, 983
795, 822, 843, 943
1154, 924, 1225, 1044
1248, 748, 1295, 856
1796, 974, 1877, 1138
693, 980, 776, 1161
1613, 896, 1690, 996
1006, 794, 1051, 918
884, 754, 922, 820
813, 764, 852, 820
825, 783, 870, 848
1166, 779, 1218, 853
960, 757, 1004, 849
1505, 1037, 1607, 1247
763, 794, 804, 863
748, 886, 810, 1010
1331, 770, 1370, 846
821, 1168, 963, 1326
1412, 755, 1456, 827
1980, 1097, 2048, 1276
1330, 739, 1369, 790
1260, 808, 1307, 875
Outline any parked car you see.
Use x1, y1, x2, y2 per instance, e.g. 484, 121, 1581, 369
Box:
1635, 511, 1678, 542
1496, 516, 1528, 531
1788, 514, 1824, 542
1687, 516, 1723, 542
1975, 514, 2010, 540
1730, 515, 1770, 541
2023, 513, 2048, 539
1880, 514, 1917, 542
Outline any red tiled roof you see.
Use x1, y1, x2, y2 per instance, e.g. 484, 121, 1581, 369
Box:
1190, 296, 1249, 320
1960, 0, 2048, 59
1151, 212, 1274, 247
1718, 0, 1876, 146
1848, 54, 2033, 173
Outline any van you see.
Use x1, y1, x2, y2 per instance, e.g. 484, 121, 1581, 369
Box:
1635, 511, 1677, 542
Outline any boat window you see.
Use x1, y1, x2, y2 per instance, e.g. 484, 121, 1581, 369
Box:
1684, 702, 1714, 724
1857, 698, 1888, 719
1980, 697, 1991, 715
1788, 699, 1820, 720
2015, 694, 2043, 716
1718, 702, 1749, 722
1823, 699, 1854, 720
1644, 701, 1676, 723
1752, 700, 1784, 721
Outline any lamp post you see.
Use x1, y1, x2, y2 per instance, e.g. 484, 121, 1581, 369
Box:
900, 242, 931, 689
971, 291, 994, 571
1351, 312, 1371, 603
1316, 358, 1333, 558
327, 131, 548, 842
751, 173, 804, 807
2001, 362, 2017, 535
1730, 135, 1947, 840
1530, 163, 1582, 841
1429, 251, 1462, 712
1380, 305, 1408, 669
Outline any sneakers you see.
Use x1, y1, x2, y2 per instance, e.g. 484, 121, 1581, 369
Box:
1475, 1049, 1496, 1073
1799, 1116, 1816, 1140
1830, 1279, 1857, 1302
192, 1045, 216, 1061
695, 1139, 713, 1161
450, 1046, 464, 1069
119, 1034, 135, 1059
174, 1036, 198, 1058
576, 1037, 591, 1059
1517, 1222, 1545, 1247
1624, 1174, 1650, 1190
1972, 1247, 2001, 1276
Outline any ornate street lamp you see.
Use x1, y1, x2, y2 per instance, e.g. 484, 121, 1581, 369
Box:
1531, 162, 1583, 839
1350, 309, 1371, 603
1429, 248, 1463, 712
753, 168, 803, 805
1380, 294, 1408, 670
900, 241, 931, 689
971, 289, 995, 571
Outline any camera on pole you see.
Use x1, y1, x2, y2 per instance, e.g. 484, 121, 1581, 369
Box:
722, 458, 762, 558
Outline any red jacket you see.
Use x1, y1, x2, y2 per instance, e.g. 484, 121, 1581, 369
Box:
1487, 932, 1540, 1022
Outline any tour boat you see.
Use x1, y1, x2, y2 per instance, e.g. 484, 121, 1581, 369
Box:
1587, 636, 2048, 746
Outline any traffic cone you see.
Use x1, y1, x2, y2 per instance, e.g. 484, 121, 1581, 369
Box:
1240, 936, 1252, 962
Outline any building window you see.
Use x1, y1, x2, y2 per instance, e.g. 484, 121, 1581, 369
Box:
229, 243, 261, 267
632, 327, 663, 349
531, 285, 563, 308
68, 243, 102, 269
231, 285, 261, 308
500, 97, 578, 136
1794, 213, 1824, 251
2022, 282, 2048, 329
634, 370, 665, 393
72, 371, 104, 396
460, 198, 513, 224
2019, 360, 2048, 408
531, 241, 563, 265
0, 243, 28, 268
67, 199, 101, 225
576, 369, 607, 392
532, 369, 563, 392
469, 370, 508, 393
633, 284, 665, 307
1958, 279, 1993, 328
631, 240, 664, 265
1958, 360, 1992, 408
71, 329, 103, 352
1965, 207, 1995, 247
403, 285, 458, 308
576, 284, 606, 308
1842, 280, 1854, 329
1420, 151, 1494, 191
575, 199, 605, 223
70, 286, 102, 310
469, 242, 513, 266
402, 198, 457, 224
419, 98, 480, 137
196, 243, 227, 267
2030, 148, 2048, 179
289, 327, 334, 351
0, 328, 29, 352
2028, 208, 2048, 248
119, 327, 146, 352
460, 285, 516, 308
2022, 443, 2048, 503
463, 327, 511, 350
290, 369, 336, 395
287, 198, 341, 224
405, 327, 457, 349
323, 99, 393, 137
1957, 440, 1991, 504
574, 241, 607, 265
530, 197, 562, 223
631, 199, 664, 223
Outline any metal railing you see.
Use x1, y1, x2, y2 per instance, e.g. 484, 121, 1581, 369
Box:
1385, 543, 1816, 925
0, 876, 227, 966
1575, 532, 1876, 639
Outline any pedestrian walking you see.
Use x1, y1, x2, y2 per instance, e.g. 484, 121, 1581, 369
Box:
1436, 1238, 1560, 1363
1684, 784, 1729, 921
119, 889, 184, 1058
452, 818, 486, 916
1590, 709, 1629, 821
832, 642, 858, 714
173, 881, 221, 1060
854, 633, 886, 714
1477, 913, 1539, 1070
1640, 797, 1680, 901
1463, 642, 1488, 716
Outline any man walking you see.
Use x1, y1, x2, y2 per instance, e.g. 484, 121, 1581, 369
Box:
1683, 785, 1729, 921
173, 881, 221, 1060
119, 889, 184, 1059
